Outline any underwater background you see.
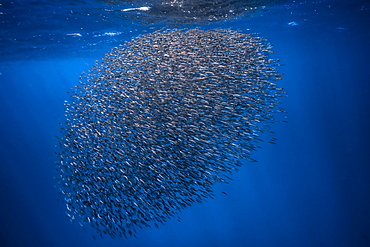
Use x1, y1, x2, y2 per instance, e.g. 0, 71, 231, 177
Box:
0, 0, 369, 246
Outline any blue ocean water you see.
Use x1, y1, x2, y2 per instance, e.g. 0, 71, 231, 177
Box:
0, 0, 369, 246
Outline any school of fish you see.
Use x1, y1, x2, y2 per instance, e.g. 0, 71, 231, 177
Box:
56, 28, 285, 238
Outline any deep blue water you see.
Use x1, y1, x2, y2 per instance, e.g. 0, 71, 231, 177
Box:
1, 0, 370, 246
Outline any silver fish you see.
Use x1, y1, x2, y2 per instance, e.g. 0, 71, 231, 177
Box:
56, 28, 285, 238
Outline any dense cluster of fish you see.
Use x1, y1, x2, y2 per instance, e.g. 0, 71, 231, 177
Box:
56, 28, 285, 238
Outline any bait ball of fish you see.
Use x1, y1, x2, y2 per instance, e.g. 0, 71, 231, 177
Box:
56, 28, 285, 238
